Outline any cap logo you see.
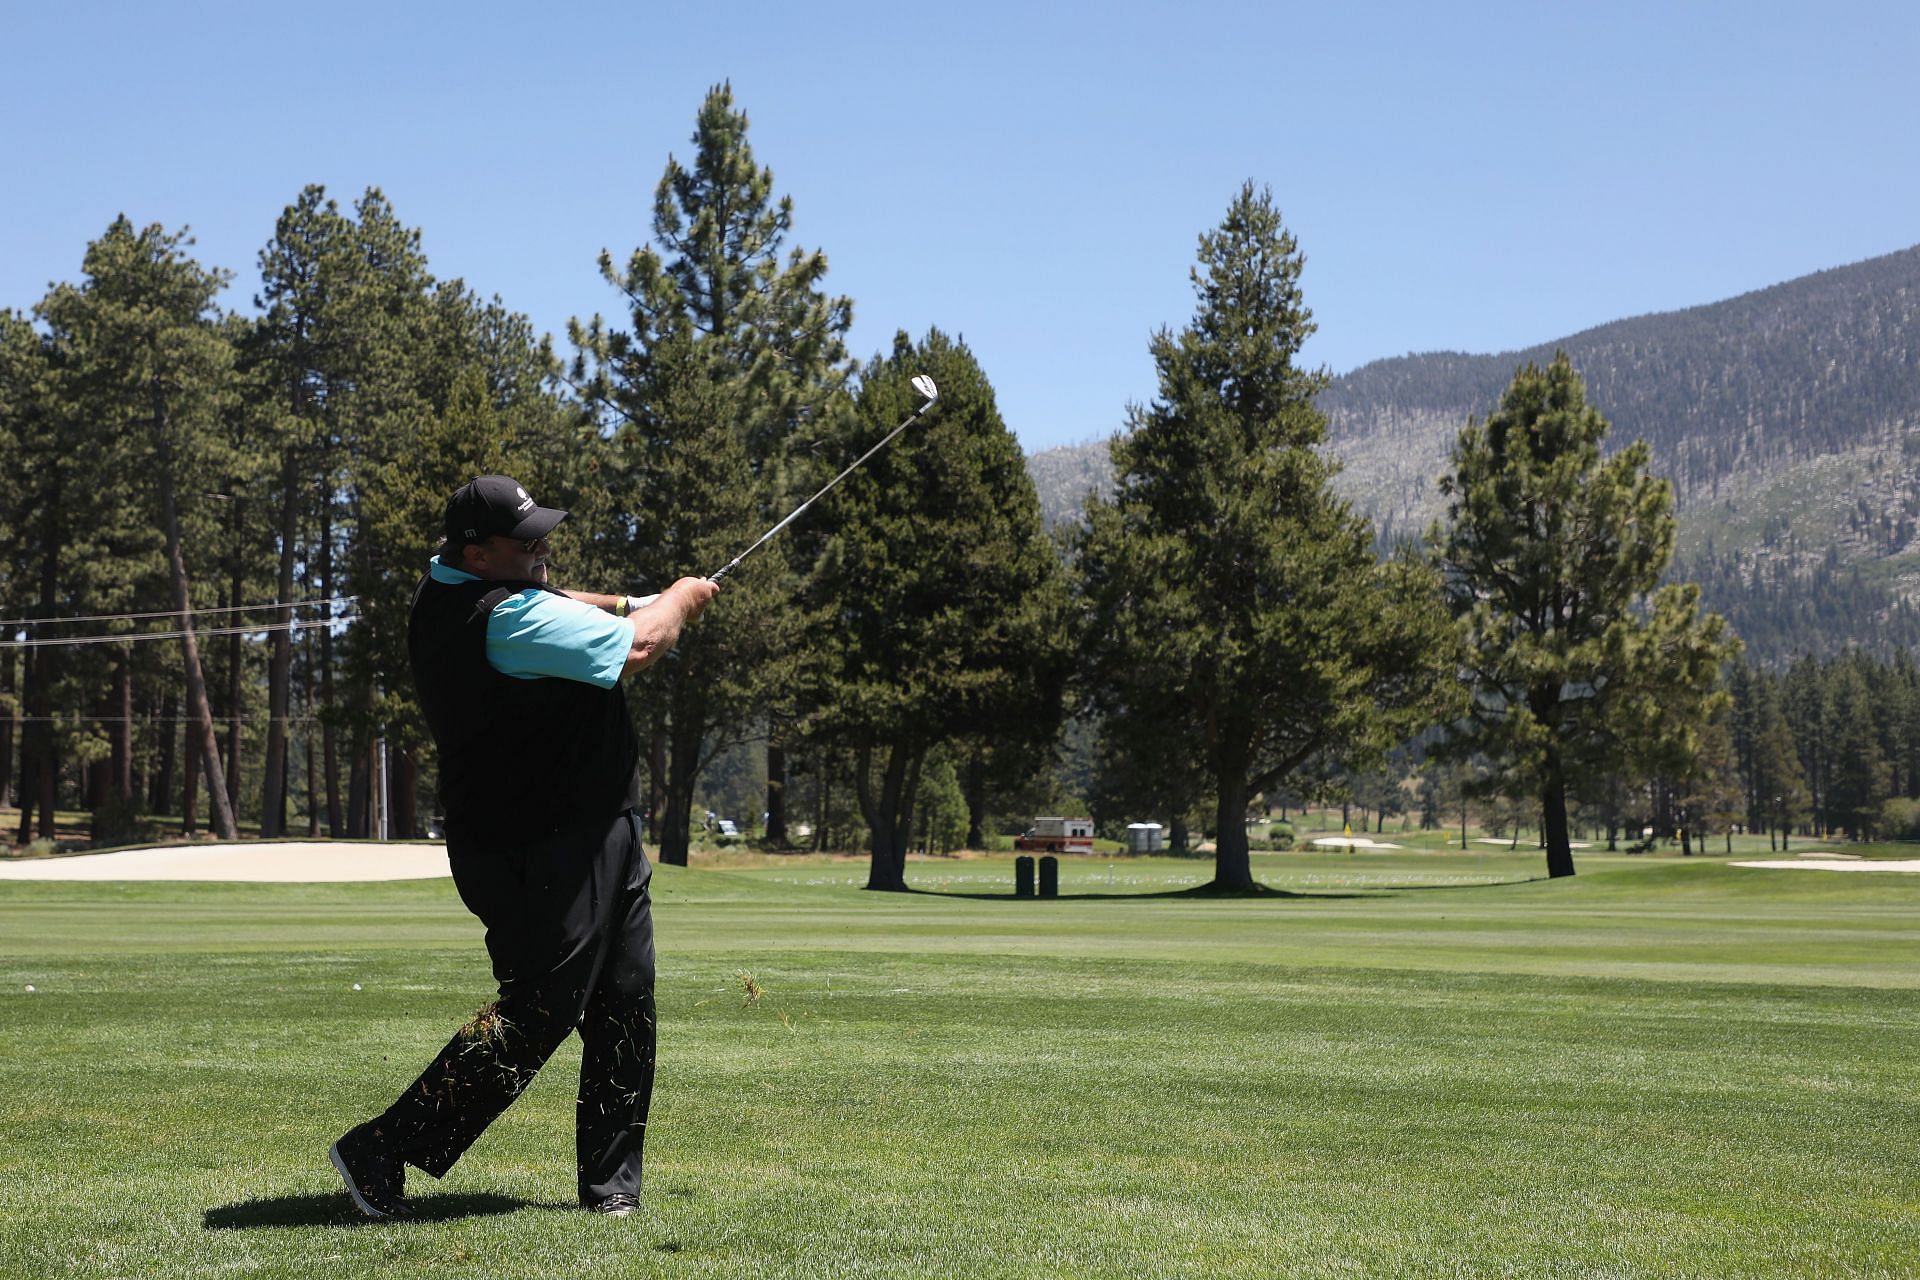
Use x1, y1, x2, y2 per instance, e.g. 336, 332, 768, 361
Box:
515, 497, 535, 513
516, 487, 528, 500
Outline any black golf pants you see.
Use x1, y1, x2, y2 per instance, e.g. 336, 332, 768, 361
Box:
370, 808, 656, 1205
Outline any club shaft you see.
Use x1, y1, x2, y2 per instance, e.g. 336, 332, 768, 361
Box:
708, 401, 933, 582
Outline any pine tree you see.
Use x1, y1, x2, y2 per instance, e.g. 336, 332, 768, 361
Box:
250, 185, 354, 836
1750, 675, 1809, 849
570, 83, 853, 865
1431, 354, 1737, 876
38, 218, 240, 838
0, 312, 49, 827
1076, 184, 1458, 892
1826, 663, 1889, 838
802, 330, 1071, 890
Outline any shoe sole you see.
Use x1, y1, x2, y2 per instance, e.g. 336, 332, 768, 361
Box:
330, 1140, 390, 1220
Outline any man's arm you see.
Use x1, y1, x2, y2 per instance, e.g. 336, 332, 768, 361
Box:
622, 578, 719, 675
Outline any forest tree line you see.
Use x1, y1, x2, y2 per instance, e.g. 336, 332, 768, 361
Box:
0, 86, 1068, 881
4, 84, 1856, 888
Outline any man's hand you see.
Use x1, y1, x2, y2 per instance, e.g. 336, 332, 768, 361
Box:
664, 576, 720, 621
622, 577, 721, 675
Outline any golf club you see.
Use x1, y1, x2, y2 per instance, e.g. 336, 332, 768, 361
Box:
707, 374, 940, 583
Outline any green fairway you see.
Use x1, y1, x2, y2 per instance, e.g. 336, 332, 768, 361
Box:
1, 851, 1916, 1278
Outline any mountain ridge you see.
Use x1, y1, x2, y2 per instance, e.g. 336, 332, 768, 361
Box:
1024, 242, 1920, 662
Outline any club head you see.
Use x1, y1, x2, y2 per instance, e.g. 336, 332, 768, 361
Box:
911, 374, 938, 403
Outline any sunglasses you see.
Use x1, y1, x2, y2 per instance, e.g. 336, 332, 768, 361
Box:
466, 534, 546, 554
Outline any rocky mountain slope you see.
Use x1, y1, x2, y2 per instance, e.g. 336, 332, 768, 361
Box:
1024, 244, 1920, 662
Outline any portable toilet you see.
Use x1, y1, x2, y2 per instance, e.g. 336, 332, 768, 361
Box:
1125, 822, 1164, 853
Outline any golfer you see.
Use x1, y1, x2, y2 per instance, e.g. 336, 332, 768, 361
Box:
330, 475, 718, 1220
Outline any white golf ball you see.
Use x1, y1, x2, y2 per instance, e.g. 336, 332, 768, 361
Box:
352, 983, 363, 991
24, 985, 35, 993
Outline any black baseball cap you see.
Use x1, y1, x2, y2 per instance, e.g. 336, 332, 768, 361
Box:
441, 475, 568, 552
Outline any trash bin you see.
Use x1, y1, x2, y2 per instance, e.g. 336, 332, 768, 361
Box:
1015, 855, 1035, 897
1039, 855, 1059, 898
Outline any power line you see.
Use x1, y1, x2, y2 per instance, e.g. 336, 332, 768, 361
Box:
0, 595, 358, 629
4, 715, 332, 723
0, 616, 360, 650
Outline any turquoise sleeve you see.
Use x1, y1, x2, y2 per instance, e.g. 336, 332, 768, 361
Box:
483, 590, 631, 688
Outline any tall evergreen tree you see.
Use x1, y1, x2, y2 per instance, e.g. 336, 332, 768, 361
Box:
250, 185, 355, 836
1782, 656, 1831, 835
1749, 673, 1810, 848
1076, 184, 1458, 891
1826, 662, 1889, 838
570, 83, 852, 865
801, 330, 1071, 891
1431, 354, 1737, 877
0, 312, 46, 823
38, 218, 240, 838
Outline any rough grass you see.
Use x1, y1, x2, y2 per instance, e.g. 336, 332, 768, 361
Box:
1, 851, 1917, 1278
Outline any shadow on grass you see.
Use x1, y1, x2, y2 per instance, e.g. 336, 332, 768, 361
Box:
203, 1191, 550, 1230
906, 877, 1547, 902
906, 883, 1362, 901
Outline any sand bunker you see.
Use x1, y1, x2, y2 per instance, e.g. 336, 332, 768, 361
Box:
1310, 836, 1404, 849
1731, 859, 1920, 874
0, 840, 449, 883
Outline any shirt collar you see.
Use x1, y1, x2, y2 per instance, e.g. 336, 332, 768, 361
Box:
428, 554, 481, 585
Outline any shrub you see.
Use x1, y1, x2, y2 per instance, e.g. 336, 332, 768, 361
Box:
1246, 821, 1293, 851
1878, 796, 1920, 840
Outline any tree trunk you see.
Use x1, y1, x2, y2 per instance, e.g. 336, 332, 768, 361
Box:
26, 525, 61, 840
657, 718, 701, 867
900, 749, 924, 864
1210, 768, 1256, 891
859, 745, 914, 892
0, 645, 14, 811
320, 502, 342, 835
260, 450, 300, 837
393, 748, 417, 837
1541, 750, 1575, 878
646, 727, 667, 847
765, 739, 788, 846
16, 648, 45, 836
346, 732, 371, 838
224, 502, 244, 814
160, 451, 236, 841
149, 690, 176, 809
112, 654, 133, 801
1170, 814, 1189, 854
301, 628, 321, 836
814, 751, 832, 853
182, 716, 200, 836
963, 746, 988, 850
35, 735, 57, 838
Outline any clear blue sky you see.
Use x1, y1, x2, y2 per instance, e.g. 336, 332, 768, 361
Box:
4, 1, 1916, 453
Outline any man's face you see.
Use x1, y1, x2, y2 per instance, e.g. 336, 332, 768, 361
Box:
460, 535, 551, 584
